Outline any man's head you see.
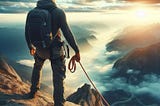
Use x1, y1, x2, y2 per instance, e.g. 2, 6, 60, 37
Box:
39, 0, 56, 2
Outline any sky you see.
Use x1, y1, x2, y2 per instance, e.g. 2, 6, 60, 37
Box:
0, 0, 160, 13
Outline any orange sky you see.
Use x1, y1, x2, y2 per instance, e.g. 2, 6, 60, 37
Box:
126, 0, 160, 3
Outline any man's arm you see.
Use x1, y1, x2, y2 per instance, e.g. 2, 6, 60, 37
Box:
25, 14, 36, 56
59, 10, 79, 54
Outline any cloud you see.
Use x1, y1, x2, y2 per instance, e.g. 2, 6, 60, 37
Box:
79, 0, 160, 4
135, 74, 160, 99
0, 0, 36, 2
17, 59, 34, 67
99, 72, 160, 104
1, 0, 160, 13
124, 0, 160, 3
0, 0, 138, 13
0, 1, 35, 13
0, 0, 103, 13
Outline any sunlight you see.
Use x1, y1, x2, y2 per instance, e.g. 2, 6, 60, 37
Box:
128, 6, 156, 24
135, 9, 147, 17
134, 8, 149, 19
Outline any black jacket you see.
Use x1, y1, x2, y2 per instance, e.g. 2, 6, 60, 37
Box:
25, 0, 79, 53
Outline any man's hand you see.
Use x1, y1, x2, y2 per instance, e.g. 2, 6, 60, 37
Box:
30, 47, 36, 56
74, 52, 80, 62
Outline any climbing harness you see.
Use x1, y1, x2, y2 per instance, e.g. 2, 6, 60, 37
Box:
68, 56, 110, 106
62, 42, 70, 59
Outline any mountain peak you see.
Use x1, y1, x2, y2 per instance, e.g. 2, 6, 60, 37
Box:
67, 83, 104, 106
0, 55, 102, 106
0, 56, 78, 106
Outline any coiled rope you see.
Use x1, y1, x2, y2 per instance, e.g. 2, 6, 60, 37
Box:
68, 56, 110, 106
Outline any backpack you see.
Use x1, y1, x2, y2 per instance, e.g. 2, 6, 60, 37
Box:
26, 7, 54, 49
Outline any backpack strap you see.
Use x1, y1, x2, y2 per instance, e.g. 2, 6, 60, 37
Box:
47, 7, 60, 41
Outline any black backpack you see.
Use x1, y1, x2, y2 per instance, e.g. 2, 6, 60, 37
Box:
26, 7, 54, 48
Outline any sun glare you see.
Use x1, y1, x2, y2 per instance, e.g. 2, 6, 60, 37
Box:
134, 8, 149, 18
128, 6, 155, 24
136, 9, 147, 17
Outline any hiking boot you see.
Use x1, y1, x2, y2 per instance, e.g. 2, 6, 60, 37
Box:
27, 91, 38, 99
54, 98, 65, 106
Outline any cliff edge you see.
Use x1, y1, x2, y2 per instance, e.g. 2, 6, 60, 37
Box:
0, 55, 103, 106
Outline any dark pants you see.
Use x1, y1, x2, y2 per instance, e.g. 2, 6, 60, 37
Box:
30, 52, 66, 106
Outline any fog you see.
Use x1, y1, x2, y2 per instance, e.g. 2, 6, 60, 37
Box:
1, 5, 160, 104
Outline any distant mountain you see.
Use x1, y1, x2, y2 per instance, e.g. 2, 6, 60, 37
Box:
106, 24, 160, 52
113, 42, 160, 79
71, 25, 96, 52
77, 24, 160, 105
103, 42, 160, 105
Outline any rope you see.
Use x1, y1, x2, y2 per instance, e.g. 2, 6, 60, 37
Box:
68, 56, 110, 106
68, 56, 77, 73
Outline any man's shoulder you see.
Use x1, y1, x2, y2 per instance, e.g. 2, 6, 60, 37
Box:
50, 6, 66, 20
52, 7, 65, 16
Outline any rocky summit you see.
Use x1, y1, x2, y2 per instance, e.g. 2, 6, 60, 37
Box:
0, 55, 103, 106
67, 83, 103, 106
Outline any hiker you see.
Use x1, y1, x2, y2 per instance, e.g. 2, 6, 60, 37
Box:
25, 0, 80, 106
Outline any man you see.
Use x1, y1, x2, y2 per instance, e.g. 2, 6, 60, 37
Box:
25, 0, 80, 106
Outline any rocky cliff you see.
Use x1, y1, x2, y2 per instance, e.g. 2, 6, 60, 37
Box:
106, 24, 160, 52
113, 42, 160, 80
104, 42, 160, 105
0, 56, 79, 106
0, 55, 103, 106
67, 84, 103, 106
